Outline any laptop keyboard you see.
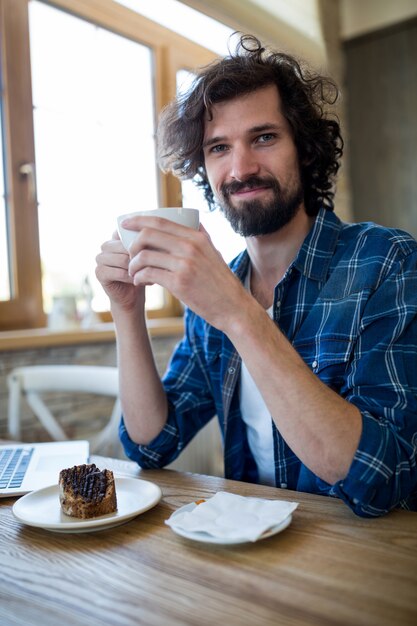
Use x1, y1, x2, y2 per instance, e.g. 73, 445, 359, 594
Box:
0, 447, 34, 489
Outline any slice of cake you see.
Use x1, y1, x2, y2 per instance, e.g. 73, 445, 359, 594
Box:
59, 463, 117, 519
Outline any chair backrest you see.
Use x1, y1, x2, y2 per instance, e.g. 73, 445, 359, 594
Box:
7, 365, 121, 455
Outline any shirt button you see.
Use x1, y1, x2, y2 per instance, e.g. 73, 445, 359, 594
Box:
312, 360, 318, 369
280, 482, 287, 489
228, 367, 235, 374
276, 300, 281, 308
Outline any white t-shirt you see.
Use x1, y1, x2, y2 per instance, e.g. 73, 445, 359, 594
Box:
240, 268, 275, 486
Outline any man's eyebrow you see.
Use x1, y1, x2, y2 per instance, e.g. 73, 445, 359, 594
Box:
202, 136, 226, 149
249, 123, 282, 133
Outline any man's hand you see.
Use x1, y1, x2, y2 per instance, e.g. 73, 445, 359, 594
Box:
95, 231, 146, 313
124, 215, 246, 330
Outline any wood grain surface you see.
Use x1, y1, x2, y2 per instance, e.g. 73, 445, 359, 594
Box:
1, 460, 416, 626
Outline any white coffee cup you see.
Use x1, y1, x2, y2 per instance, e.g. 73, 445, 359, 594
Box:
117, 207, 200, 250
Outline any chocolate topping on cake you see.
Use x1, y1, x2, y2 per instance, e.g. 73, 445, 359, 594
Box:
59, 463, 117, 519
61, 464, 109, 501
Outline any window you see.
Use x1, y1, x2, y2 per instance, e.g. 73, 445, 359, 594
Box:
0, 97, 9, 301
115, 0, 232, 56
0, 0, 222, 330
30, 1, 160, 314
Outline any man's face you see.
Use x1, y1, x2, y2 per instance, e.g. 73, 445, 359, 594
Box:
202, 84, 304, 236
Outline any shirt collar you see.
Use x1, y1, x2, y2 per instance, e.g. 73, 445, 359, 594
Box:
230, 207, 342, 283
294, 207, 342, 281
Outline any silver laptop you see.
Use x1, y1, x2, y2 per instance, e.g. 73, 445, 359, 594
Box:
0, 440, 89, 497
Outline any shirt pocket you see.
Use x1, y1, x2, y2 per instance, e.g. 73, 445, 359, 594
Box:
293, 336, 353, 393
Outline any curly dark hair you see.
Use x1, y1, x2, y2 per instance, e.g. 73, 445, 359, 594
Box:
157, 34, 343, 216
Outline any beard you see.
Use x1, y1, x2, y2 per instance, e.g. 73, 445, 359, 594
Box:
218, 175, 304, 237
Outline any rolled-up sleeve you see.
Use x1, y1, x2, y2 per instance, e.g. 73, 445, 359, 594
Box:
333, 251, 417, 516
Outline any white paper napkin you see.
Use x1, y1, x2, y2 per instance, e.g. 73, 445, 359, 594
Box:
165, 492, 298, 542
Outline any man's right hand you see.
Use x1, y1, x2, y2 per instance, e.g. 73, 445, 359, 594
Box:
95, 232, 146, 313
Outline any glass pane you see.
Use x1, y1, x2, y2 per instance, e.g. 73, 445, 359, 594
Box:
0, 97, 11, 301
177, 71, 244, 264
116, 0, 234, 55
29, 0, 162, 317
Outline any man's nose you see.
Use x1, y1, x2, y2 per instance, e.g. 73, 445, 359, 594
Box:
229, 146, 260, 181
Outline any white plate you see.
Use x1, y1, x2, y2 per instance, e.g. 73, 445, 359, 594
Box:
12, 477, 162, 533
167, 502, 293, 545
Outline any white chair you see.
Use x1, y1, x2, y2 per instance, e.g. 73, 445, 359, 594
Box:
7, 365, 121, 455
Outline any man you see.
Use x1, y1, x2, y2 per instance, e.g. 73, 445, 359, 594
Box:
96, 34, 417, 517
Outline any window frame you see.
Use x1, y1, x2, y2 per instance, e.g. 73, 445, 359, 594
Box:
0, 0, 216, 330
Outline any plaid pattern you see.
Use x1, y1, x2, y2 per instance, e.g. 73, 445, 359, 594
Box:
120, 208, 417, 517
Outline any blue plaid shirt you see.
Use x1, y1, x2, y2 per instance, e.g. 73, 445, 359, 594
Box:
121, 208, 417, 517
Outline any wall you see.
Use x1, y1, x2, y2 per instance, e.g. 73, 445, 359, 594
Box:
343, 17, 417, 237
340, 0, 417, 39
182, 0, 327, 67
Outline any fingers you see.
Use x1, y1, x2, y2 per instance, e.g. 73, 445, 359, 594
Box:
96, 244, 129, 274
96, 249, 130, 271
116, 221, 225, 310
120, 215, 197, 241
130, 253, 198, 289
95, 262, 133, 286
128, 248, 175, 277
127, 228, 205, 277
95, 238, 132, 286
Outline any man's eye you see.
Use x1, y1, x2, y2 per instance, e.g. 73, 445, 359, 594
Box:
210, 144, 228, 153
257, 133, 275, 143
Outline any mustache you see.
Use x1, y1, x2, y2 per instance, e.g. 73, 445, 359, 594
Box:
221, 175, 280, 197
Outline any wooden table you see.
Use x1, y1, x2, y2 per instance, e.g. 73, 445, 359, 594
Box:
1, 456, 416, 626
